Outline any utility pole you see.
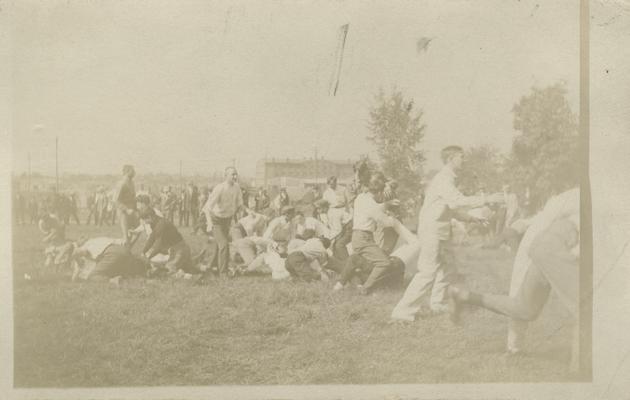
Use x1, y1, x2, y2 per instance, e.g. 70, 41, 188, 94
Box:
264, 149, 268, 188
55, 136, 59, 192
179, 160, 183, 188
314, 147, 318, 186
28, 152, 31, 192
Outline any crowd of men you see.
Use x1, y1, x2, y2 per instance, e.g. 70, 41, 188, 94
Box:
26, 144, 581, 372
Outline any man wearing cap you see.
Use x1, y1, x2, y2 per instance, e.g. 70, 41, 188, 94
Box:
202, 167, 244, 276
139, 208, 193, 274
115, 165, 138, 246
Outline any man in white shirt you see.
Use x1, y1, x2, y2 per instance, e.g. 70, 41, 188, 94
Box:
323, 176, 349, 237
346, 171, 404, 294
293, 210, 333, 240
230, 209, 268, 240
391, 145, 503, 322
202, 167, 244, 276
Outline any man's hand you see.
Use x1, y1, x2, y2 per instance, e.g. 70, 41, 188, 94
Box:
485, 193, 505, 204
385, 198, 401, 208
473, 217, 490, 227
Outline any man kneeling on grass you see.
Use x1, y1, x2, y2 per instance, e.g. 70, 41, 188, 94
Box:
139, 207, 194, 275
71, 236, 150, 284
332, 171, 419, 294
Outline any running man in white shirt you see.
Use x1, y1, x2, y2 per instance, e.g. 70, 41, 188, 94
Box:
391, 145, 504, 322
448, 199, 580, 371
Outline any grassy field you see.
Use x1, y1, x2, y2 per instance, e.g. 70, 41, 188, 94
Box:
12, 221, 577, 387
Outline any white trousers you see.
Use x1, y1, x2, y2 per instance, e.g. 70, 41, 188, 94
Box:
391, 234, 453, 321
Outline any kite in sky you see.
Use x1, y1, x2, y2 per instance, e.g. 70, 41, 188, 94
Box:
416, 36, 434, 54
329, 23, 349, 96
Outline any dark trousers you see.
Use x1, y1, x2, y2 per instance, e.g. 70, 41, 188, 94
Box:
351, 230, 405, 292
333, 221, 353, 261
179, 209, 189, 227
381, 226, 399, 255
90, 245, 146, 280
189, 207, 199, 229
85, 206, 98, 225
339, 253, 404, 290
194, 212, 207, 234
211, 215, 232, 274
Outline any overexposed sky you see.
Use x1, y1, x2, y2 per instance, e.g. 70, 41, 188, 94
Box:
11, 0, 579, 177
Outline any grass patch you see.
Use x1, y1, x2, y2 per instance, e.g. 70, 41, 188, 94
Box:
12, 223, 575, 386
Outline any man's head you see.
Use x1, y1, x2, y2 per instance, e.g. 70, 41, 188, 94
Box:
327, 176, 338, 189
440, 146, 464, 171
122, 164, 135, 179
225, 167, 238, 185
280, 205, 296, 220
368, 171, 387, 194
136, 194, 152, 213
293, 211, 305, 225
314, 199, 329, 214
139, 207, 157, 224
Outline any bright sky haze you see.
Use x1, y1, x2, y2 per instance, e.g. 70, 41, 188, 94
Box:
11, 0, 579, 177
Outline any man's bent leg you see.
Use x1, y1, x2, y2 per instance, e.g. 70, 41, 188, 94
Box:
359, 242, 394, 293
468, 265, 551, 321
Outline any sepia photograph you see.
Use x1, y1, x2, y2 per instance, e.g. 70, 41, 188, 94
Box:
2, 0, 629, 399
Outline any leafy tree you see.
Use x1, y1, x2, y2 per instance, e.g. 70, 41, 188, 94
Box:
367, 89, 426, 204
508, 83, 579, 208
457, 145, 504, 195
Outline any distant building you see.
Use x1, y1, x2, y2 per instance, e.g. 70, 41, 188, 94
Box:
255, 157, 354, 188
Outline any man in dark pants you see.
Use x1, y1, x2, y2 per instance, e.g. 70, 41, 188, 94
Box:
334, 171, 403, 294
202, 167, 244, 276
188, 183, 200, 230
336, 253, 404, 290
140, 208, 193, 274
